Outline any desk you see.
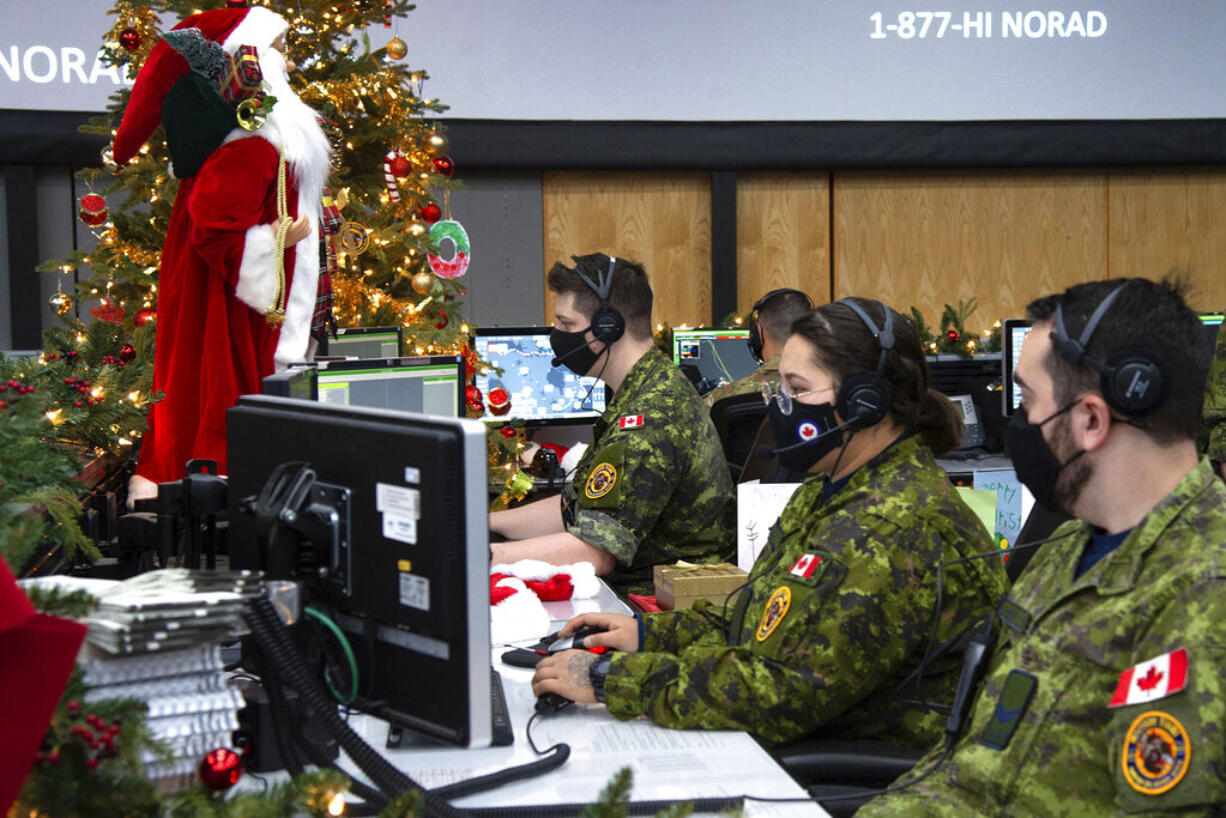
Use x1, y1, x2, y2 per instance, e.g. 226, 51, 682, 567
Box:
339, 585, 827, 816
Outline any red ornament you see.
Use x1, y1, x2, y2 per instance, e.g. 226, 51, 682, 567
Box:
465, 384, 483, 406
135, 307, 156, 326
499, 426, 516, 439
434, 311, 449, 330
487, 387, 511, 417
946, 329, 960, 342
420, 203, 442, 224
118, 28, 141, 52
199, 748, 242, 791
119, 343, 136, 363
389, 156, 412, 178
78, 193, 108, 227
432, 155, 455, 177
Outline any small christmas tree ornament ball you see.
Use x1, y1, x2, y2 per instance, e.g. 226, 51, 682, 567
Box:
199, 748, 242, 791
411, 270, 435, 295
432, 155, 455, 177
423, 131, 449, 157
404, 218, 428, 238
420, 203, 442, 224
49, 291, 73, 316
118, 28, 141, 52
389, 155, 412, 178
386, 36, 407, 59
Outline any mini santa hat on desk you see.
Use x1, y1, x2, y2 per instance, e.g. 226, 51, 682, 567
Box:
0, 557, 87, 814
111, 6, 288, 171
489, 560, 600, 645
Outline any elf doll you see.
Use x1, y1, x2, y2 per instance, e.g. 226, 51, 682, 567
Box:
113, 7, 332, 502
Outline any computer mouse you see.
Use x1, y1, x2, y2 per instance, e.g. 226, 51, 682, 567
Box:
546, 624, 608, 653
535, 692, 573, 714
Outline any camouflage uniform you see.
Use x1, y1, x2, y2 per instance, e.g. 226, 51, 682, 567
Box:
859, 458, 1226, 817
602, 434, 1008, 745
562, 347, 735, 596
1202, 322, 1226, 463
702, 355, 780, 408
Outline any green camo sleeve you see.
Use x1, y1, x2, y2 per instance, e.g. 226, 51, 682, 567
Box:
640, 601, 730, 654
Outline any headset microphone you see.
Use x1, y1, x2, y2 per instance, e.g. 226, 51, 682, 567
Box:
550, 342, 594, 369
767, 417, 858, 456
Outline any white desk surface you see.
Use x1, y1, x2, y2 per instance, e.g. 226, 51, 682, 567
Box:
337, 585, 827, 816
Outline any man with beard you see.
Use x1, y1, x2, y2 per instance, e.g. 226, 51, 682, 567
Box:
114, 7, 331, 498
858, 277, 1226, 816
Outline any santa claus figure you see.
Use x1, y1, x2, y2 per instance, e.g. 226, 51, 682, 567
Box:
115, 7, 331, 501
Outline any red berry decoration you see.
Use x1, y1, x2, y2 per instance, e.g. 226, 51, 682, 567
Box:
499, 426, 516, 439
389, 155, 412, 178
199, 748, 243, 791
119, 343, 136, 363
420, 203, 442, 224
432, 155, 455, 177
135, 307, 157, 326
118, 28, 141, 52
946, 329, 959, 342
487, 387, 511, 417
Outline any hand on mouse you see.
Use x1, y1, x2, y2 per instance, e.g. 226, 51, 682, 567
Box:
558, 612, 639, 653
532, 650, 600, 705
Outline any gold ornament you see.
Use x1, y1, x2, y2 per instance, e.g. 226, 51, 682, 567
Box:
386, 36, 407, 60
411, 270, 435, 295
235, 97, 267, 131
422, 131, 449, 157
49, 291, 73, 316
404, 218, 428, 238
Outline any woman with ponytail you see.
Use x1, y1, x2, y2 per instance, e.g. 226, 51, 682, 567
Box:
534, 297, 1009, 750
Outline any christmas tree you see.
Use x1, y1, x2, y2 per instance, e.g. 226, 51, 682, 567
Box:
41, 0, 473, 359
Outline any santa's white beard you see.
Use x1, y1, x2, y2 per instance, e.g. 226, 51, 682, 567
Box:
256, 48, 332, 204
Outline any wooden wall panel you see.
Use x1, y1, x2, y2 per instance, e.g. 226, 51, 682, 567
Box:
541, 172, 711, 328
833, 170, 1109, 329
735, 172, 831, 313
1108, 168, 1226, 311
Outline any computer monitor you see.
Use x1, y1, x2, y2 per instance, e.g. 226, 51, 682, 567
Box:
1001, 319, 1034, 415
323, 326, 403, 358
671, 328, 758, 395
1201, 312, 1223, 351
314, 356, 464, 417
473, 327, 608, 424
226, 395, 491, 747
260, 365, 317, 401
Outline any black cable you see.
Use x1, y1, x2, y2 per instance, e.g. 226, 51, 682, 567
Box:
460, 796, 746, 817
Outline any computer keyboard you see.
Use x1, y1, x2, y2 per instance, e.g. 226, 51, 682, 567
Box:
490, 667, 514, 746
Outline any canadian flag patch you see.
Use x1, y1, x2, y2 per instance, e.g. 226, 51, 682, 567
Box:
789, 554, 822, 578
619, 414, 644, 429
1108, 648, 1188, 708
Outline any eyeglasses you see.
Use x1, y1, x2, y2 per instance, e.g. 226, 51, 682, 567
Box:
761, 381, 834, 416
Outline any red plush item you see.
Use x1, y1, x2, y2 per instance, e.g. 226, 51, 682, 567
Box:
522, 574, 573, 602
489, 573, 517, 605
627, 593, 663, 613
537, 442, 569, 462
0, 558, 87, 815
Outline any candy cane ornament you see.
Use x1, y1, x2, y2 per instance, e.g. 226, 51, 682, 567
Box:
383, 149, 406, 203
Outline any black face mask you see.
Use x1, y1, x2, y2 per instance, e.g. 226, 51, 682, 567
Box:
1004, 401, 1086, 511
549, 327, 602, 377
767, 399, 847, 473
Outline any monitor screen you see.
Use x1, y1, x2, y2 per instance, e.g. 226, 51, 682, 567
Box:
326, 326, 403, 359
315, 357, 464, 417
226, 395, 492, 747
1001, 319, 1034, 415
261, 365, 317, 401
473, 327, 608, 424
671, 328, 758, 394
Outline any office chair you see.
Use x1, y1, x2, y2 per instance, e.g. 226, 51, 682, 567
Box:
709, 393, 770, 481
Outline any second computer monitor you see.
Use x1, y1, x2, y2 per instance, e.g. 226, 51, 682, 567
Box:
324, 326, 403, 358
315, 356, 465, 417
671, 328, 758, 394
473, 327, 608, 424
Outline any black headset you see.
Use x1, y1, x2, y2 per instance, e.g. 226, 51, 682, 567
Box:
574, 255, 625, 345
834, 299, 896, 429
1050, 283, 1167, 415
748, 288, 814, 363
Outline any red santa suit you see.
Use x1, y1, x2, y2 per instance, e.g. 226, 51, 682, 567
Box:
112, 8, 329, 487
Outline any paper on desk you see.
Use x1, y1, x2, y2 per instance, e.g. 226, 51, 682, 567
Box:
737, 481, 799, 570
955, 486, 998, 541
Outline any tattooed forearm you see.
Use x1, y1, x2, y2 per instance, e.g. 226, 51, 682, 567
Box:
568, 652, 594, 688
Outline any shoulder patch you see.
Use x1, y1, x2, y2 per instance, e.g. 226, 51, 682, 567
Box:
1122, 710, 1190, 796
1108, 648, 1188, 708
755, 586, 791, 642
585, 462, 618, 499
618, 414, 644, 429
783, 551, 831, 587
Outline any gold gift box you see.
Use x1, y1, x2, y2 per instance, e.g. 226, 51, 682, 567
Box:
653, 561, 748, 611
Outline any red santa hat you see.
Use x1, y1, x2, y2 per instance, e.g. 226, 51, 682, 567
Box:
489, 560, 601, 645
0, 557, 87, 814
112, 7, 288, 165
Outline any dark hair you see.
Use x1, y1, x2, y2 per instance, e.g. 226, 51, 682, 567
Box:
791, 297, 963, 456
1026, 275, 1209, 444
759, 291, 815, 347
546, 253, 653, 341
